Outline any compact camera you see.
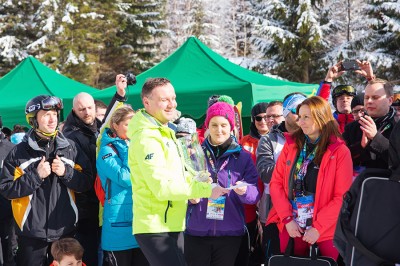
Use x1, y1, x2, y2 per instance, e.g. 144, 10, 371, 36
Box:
125, 72, 137, 86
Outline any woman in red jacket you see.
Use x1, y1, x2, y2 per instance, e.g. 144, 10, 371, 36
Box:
267, 96, 352, 260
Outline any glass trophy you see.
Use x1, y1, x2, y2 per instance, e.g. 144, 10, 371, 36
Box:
177, 133, 209, 182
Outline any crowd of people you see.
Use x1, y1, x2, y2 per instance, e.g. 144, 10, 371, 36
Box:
0, 60, 399, 266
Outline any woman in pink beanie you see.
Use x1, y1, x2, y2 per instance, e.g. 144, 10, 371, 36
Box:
184, 101, 260, 266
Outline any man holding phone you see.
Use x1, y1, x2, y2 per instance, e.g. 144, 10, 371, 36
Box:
316, 60, 374, 132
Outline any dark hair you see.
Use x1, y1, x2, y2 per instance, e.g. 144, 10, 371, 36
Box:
12, 124, 26, 134
267, 101, 283, 109
292, 96, 342, 165
141, 78, 171, 99
51, 238, 84, 262
94, 100, 107, 110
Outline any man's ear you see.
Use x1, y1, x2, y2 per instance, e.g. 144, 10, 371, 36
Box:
143, 96, 150, 108
52, 261, 60, 266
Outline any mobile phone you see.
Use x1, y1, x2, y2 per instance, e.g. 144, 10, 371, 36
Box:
339, 60, 360, 71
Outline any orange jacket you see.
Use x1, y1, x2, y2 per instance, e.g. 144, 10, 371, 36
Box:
266, 133, 352, 242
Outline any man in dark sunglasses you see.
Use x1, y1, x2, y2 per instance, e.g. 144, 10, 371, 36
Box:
0, 95, 93, 266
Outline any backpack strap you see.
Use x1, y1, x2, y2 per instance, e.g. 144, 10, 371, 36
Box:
105, 143, 119, 203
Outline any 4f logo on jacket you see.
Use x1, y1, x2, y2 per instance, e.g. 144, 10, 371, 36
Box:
145, 153, 154, 160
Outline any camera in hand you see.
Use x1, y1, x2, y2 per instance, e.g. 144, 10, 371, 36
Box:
125, 72, 137, 86
339, 60, 360, 71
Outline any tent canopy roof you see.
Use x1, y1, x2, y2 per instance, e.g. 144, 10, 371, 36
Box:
0, 56, 98, 127
93, 37, 317, 118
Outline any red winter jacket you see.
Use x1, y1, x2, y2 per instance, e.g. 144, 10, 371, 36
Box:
266, 133, 352, 242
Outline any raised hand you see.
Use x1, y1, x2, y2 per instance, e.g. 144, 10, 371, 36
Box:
51, 155, 66, 176
115, 74, 127, 97
37, 156, 51, 179
325, 62, 345, 82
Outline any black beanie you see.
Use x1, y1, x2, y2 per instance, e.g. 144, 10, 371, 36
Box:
251, 102, 269, 118
351, 93, 364, 109
250, 102, 269, 139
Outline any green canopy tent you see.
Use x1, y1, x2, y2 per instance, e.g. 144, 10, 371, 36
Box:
0, 56, 99, 128
93, 37, 318, 131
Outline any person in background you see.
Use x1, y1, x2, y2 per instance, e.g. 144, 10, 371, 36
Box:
350, 93, 365, 121
127, 77, 227, 266
10, 125, 27, 145
0, 124, 16, 266
265, 101, 284, 131
63, 77, 128, 266
185, 102, 259, 266
236, 102, 268, 266
391, 91, 400, 122
174, 117, 197, 138
256, 92, 307, 262
343, 78, 396, 171
316, 60, 375, 133
95, 100, 108, 123
1, 128, 11, 141
0, 95, 92, 266
96, 106, 149, 266
50, 238, 86, 266
267, 96, 352, 261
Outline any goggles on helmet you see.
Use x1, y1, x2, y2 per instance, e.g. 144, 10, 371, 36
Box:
332, 85, 356, 98
26, 96, 63, 114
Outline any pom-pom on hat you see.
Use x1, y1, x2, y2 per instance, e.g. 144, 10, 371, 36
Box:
205, 102, 235, 130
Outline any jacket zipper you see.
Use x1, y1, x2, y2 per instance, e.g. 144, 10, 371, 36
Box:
164, 201, 173, 223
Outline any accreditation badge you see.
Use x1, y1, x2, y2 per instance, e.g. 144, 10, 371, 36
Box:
206, 196, 226, 220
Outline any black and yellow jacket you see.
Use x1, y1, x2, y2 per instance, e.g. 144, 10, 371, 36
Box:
0, 129, 92, 241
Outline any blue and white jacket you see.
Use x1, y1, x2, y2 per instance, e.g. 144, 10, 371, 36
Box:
96, 128, 138, 251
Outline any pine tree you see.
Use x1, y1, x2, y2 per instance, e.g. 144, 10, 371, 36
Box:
352, 0, 400, 81
250, 0, 337, 83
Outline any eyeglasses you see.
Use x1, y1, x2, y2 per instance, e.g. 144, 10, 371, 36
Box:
266, 114, 283, 119
351, 108, 365, 115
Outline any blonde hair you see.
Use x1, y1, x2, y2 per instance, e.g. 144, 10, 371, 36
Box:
110, 106, 134, 132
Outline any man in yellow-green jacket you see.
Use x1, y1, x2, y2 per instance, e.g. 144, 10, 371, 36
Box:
127, 78, 228, 266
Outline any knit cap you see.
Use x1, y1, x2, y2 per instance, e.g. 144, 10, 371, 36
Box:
283, 94, 307, 117
176, 117, 197, 134
351, 93, 364, 109
205, 102, 235, 130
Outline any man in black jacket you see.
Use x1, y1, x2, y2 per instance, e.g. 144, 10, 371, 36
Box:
343, 78, 396, 171
0, 123, 16, 266
62, 78, 127, 266
0, 95, 92, 266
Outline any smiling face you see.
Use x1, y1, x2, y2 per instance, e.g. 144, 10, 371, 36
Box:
143, 83, 177, 125
208, 116, 231, 145
254, 112, 269, 135
36, 109, 58, 134
298, 105, 320, 142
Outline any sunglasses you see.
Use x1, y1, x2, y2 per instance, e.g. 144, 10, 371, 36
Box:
254, 115, 267, 122
289, 108, 297, 114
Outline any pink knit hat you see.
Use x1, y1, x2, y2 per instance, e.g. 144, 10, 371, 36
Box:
205, 101, 235, 130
